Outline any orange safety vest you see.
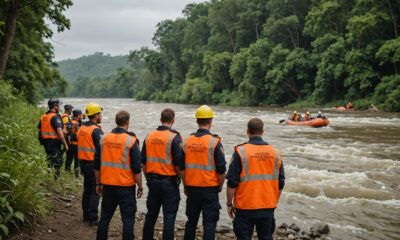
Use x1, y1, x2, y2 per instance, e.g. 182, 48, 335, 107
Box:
39, 112, 59, 139
77, 124, 99, 161
100, 132, 137, 186
234, 144, 281, 210
145, 130, 178, 176
184, 134, 220, 187
69, 119, 80, 145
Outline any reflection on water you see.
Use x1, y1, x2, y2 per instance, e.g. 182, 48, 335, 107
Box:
60, 98, 400, 240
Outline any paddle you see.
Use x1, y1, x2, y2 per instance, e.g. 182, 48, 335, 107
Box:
279, 119, 286, 123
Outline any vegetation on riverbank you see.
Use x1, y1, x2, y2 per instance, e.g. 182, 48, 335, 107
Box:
0, 82, 77, 239
65, 0, 400, 111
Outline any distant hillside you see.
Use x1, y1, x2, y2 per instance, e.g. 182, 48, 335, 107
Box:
57, 52, 129, 82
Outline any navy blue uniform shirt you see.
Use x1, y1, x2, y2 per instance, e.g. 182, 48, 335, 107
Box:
141, 125, 185, 170
94, 127, 141, 174
226, 136, 285, 190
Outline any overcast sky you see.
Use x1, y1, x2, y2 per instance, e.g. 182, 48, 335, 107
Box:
50, 0, 206, 61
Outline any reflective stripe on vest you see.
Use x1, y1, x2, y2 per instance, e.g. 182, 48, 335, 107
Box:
237, 146, 279, 182
40, 112, 58, 139
101, 135, 135, 170
146, 131, 175, 164
77, 124, 99, 161
100, 133, 136, 186
185, 136, 217, 171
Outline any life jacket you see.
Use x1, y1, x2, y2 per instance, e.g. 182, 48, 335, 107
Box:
234, 143, 281, 210
69, 119, 80, 145
184, 134, 220, 187
100, 132, 137, 186
145, 129, 179, 176
39, 112, 58, 139
77, 124, 100, 161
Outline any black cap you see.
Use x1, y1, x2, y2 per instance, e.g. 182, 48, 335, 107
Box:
64, 104, 73, 110
48, 98, 61, 108
72, 108, 83, 117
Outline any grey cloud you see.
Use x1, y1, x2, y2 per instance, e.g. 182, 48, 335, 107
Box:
51, 0, 206, 60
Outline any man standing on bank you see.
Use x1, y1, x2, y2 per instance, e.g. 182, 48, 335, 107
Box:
77, 102, 103, 226
183, 105, 226, 240
226, 118, 285, 240
142, 108, 184, 240
38, 98, 69, 179
95, 110, 143, 240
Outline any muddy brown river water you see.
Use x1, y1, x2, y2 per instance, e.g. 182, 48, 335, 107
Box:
60, 98, 400, 240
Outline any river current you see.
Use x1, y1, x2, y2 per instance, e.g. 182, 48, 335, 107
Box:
61, 98, 400, 240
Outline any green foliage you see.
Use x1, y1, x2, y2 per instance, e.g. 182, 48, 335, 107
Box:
58, 52, 129, 82
0, 0, 73, 103
57, 0, 400, 111
0, 84, 77, 238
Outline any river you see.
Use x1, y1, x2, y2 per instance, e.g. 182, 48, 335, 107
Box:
62, 98, 400, 240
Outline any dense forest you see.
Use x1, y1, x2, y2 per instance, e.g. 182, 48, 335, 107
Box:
67, 0, 400, 111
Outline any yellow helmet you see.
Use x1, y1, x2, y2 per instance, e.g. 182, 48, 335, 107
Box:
195, 105, 214, 119
85, 102, 103, 116
306, 111, 310, 115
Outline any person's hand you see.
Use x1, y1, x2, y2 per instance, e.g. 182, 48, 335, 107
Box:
227, 205, 236, 219
96, 185, 103, 197
64, 143, 69, 152
137, 187, 143, 198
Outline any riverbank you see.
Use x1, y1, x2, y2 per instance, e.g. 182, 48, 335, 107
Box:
11, 190, 330, 240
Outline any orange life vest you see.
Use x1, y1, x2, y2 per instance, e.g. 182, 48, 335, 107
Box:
184, 134, 219, 187
100, 132, 137, 186
69, 119, 80, 145
234, 143, 281, 210
39, 112, 59, 139
145, 130, 178, 176
77, 124, 99, 161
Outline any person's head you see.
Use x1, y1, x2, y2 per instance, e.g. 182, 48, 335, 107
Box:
48, 98, 62, 112
64, 104, 73, 114
115, 110, 130, 129
85, 102, 103, 124
72, 108, 83, 120
195, 105, 214, 129
247, 118, 264, 137
160, 108, 175, 127
305, 111, 310, 116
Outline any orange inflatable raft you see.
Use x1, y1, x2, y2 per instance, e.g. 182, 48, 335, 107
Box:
285, 118, 329, 127
334, 106, 355, 111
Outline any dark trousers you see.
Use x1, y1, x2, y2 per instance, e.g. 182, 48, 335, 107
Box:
80, 161, 99, 222
143, 177, 180, 240
184, 188, 221, 240
44, 141, 63, 179
65, 144, 79, 176
233, 209, 275, 240
97, 185, 137, 240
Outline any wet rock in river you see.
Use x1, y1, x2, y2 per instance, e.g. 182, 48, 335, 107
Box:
310, 223, 330, 236
289, 223, 301, 232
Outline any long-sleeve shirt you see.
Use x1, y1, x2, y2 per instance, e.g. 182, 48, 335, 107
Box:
94, 127, 141, 174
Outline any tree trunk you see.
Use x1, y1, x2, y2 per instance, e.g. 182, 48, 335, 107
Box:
0, 0, 21, 76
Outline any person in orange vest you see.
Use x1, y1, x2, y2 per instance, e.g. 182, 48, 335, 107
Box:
303, 111, 311, 121
95, 110, 143, 240
77, 102, 104, 226
65, 108, 83, 177
226, 118, 285, 240
142, 108, 184, 240
38, 98, 69, 179
183, 105, 226, 240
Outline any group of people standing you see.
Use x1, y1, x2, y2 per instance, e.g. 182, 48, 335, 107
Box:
38, 99, 285, 240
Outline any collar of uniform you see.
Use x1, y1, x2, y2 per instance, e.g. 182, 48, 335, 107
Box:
112, 127, 127, 133
248, 136, 268, 145
196, 128, 211, 135
157, 125, 171, 131
85, 120, 97, 127
46, 110, 57, 114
